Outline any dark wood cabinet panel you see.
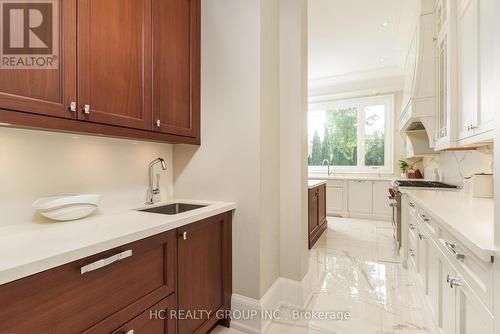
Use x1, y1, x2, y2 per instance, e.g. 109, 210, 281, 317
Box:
77, 0, 152, 129
308, 184, 327, 249
177, 212, 232, 334
152, 0, 200, 139
0, 0, 76, 119
0, 231, 176, 334
110, 294, 177, 334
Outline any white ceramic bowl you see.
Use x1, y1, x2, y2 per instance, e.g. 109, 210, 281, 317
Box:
32, 194, 102, 221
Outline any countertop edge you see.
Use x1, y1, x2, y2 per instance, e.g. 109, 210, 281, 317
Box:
0, 202, 236, 285
401, 190, 495, 262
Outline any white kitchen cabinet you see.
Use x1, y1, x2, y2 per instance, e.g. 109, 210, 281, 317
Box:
437, 251, 456, 334
348, 180, 372, 214
456, 281, 494, 334
372, 181, 391, 217
456, 0, 494, 146
326, 184, 345, 215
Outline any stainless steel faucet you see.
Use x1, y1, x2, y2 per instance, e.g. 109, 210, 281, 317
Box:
146, 158, 167, 205
322, 159, 334, 176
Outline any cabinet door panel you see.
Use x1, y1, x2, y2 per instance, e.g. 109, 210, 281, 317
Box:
438, 254, 456, 334
178, 215, 224, 334
308, 188, 319, 233
372, 181, 391, 217
317, 185, 326, 225
348, 181, 372, 214
326, 186, 344, 213
457, 0, 478, 139
77, 0, 152, 129
152, 0, 200, 138
0, 0, 76, 119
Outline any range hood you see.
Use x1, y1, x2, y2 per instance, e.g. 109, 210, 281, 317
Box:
399, 4, 436, 148
405, 122, 437, 158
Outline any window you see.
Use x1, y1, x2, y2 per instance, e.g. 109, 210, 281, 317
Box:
308, 95, 394, 174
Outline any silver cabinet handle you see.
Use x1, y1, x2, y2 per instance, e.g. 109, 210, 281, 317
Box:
418, 233, 426, 240
182, 232, 188, 240
446, 275, 464, 288
442, 240, 466, 261
420, 214, 430, 223
69, 101, 77, 112
125, 330, 134, 334
409, 249, 415, 257
409, 202, 415, 208
155, 119, 161, 127
409, 224, 415, 231
80, 250, 132, 275
83, 104, 91, 115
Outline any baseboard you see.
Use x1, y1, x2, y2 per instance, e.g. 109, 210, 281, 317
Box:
230, 275, 312, 334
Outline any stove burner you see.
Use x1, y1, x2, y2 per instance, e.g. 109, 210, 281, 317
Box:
394, 180, 459, 189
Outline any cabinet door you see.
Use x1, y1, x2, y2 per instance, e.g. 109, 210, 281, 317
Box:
416, 227, 428, 293
456, 282, 494, 334
326, 186, 344, 214
437, 253, 456, 334
372, 181, 391, 217
152, 0, 200, 138
457, 0, 478, 140
308, 188, 319, 234
77, 0, 152, 129
317, 185, 326, 225
111, 294, 176, 334
0, 0, 76, 119
348, 180, 372, 214
178, 215, 226, 334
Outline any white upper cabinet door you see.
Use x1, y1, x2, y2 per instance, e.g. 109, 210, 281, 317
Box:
347, 180, 372, 214
457, 0, 478, 141
476, 0, 495, 135
372, 181, 391, 217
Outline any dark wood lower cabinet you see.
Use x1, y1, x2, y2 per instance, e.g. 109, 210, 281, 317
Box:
308, 184, 327, 249
178, 212, 233, 334
0, 211, 233, 334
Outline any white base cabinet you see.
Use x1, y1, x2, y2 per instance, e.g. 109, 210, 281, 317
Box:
404, 198, 494, 334
318, 178, 392, 220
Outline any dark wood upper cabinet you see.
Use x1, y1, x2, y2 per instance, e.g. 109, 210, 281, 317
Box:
77, 0, 152, 129
0, 0, 200, 144
0, 0, 76, 119
152, 0, 200, 138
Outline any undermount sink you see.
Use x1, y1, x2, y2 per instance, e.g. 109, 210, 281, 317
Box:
138, 203, 207, 215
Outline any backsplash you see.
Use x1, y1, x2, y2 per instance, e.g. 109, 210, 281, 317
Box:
423, 145, 494, 185
0, 127, 173, 227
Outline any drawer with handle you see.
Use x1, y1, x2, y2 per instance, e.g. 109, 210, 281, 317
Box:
0, 230, 177, 334
416, 211, 437, 236
437, 228, 494, 313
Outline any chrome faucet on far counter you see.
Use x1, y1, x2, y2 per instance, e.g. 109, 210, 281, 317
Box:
322, 159, 334, 176
146, 158, 167, 205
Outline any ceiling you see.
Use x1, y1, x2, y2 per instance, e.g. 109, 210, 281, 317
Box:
308, 0, 419, 87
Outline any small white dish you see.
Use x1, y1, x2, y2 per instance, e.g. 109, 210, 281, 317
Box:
32, 194, 102, 221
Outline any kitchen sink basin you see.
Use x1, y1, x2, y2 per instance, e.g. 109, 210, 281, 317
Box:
138, 203, 207, 215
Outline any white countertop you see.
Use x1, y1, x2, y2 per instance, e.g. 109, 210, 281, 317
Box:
0, 199, 236, 285
400, 189, 495, 261
308, 180, 327, 188
309, 175, 395, 181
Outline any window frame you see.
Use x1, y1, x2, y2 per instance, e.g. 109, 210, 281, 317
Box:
308, 94, 394, 175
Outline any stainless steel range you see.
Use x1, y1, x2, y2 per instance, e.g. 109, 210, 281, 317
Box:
387, 180, 459, 249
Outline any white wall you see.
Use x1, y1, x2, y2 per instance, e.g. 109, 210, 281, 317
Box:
279, 0, 309, 282
0, 127, 173, 227
173, 0, 264, 300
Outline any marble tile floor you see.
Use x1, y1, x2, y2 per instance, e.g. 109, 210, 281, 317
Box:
212, 217, 433, 334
